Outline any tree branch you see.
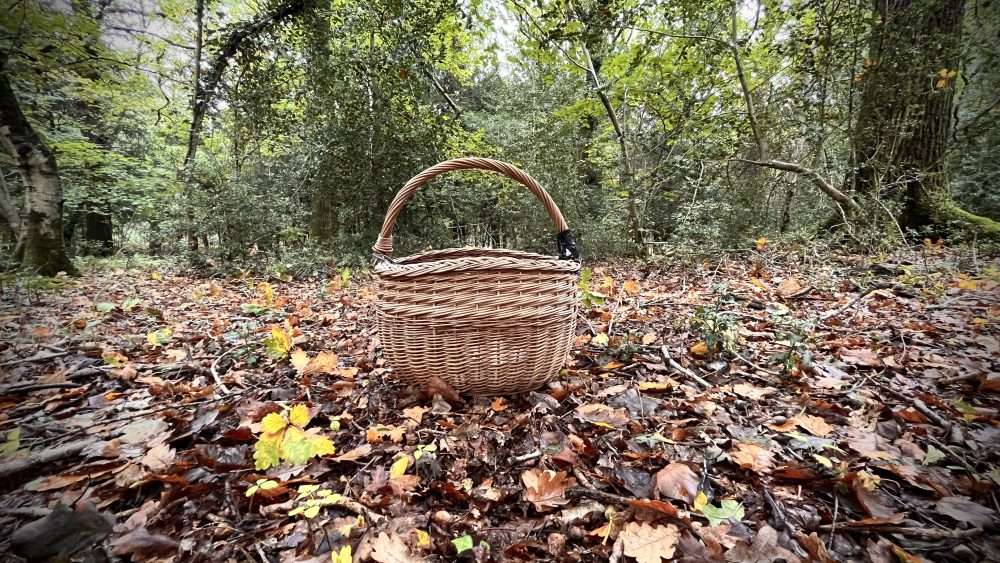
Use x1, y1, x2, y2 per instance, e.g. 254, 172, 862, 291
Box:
734, 158, 862, 214
182, 0, 307, 172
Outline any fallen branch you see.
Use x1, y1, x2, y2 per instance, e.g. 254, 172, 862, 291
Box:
0, 438, 97, 478
661, 346, 711, 389
0, 382, 81, 394
0, 351, 71, 368
819, 523, 983, 540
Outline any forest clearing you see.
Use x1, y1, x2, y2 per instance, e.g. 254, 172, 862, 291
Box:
2, 248, 999, 562
2, 0, 1000, 561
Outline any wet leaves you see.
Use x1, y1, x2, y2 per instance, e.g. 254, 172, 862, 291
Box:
652, 462, 699, 504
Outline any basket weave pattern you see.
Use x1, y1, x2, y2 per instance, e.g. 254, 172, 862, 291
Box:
372, 158, 580, 395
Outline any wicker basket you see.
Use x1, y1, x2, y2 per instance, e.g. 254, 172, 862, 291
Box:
372, 157, 581, 395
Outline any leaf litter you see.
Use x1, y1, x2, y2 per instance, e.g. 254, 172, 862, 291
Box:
0, 248, 999, 561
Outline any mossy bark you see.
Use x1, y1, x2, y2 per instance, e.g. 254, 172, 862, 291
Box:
0, 72, 77, 276
849, 0, 998, 239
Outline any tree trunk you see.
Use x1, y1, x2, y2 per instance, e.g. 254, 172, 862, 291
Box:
0, 72, 77, 276
850, 0, 999, 236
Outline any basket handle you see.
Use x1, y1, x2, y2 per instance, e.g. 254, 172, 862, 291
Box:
372, 157, 578, 259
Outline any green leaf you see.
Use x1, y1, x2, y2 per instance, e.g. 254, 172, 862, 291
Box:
258, 479, 279, 490
297, 484, 320, 498
923, 445, 946, 465
303, 505, 321, 519
121, 298, 141, 311
282, 426, 314, 465
240, 303, 267, 315
246, 485, 259, 497
451, 534, 474, 554
146, 327, 173, 347
700, 499, 745, 526
1, 428, 21, 458
95, 302, 115, 313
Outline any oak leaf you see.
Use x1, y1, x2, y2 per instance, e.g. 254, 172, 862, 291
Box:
620, 521, 679, 563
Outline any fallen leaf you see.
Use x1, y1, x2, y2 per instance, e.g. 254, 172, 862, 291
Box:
574, 403, 630, 427
111, 527, 179, 558
140, 443, 175, 473
652, 463, 699, 504
522, 469, 576, 511
935, 496, 997, 527
700, 499, 745, 526
690, 341, 709, 357
777, 277, 802, 298
623, 279, 641, 295
732, 383, 777, 400
730, 443, 773, 473
369, 532, 420, 563
620, 521, 679, 563
840, 347, 882, 367
725, 525, 802, 563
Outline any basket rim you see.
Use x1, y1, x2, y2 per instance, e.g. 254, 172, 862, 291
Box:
374, 246, 580, 276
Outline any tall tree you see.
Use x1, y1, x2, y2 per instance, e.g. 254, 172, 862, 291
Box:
0, 70, 77, 275
850, 0, 999, 236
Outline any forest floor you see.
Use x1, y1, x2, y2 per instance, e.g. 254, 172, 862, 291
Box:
1, 247, 999, 563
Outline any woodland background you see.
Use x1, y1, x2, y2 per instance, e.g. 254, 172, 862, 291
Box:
1, 0, 999, 277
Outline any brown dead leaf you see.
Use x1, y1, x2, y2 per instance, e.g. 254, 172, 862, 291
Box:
620, 521, 679, 563
652, 463, 699, 504
369, 531, 421, 563
724, 524, 802, 563
935, 496, 997, 527
777, 277, 802, 298
730, 443, 773, 473
641, 332, 658, 345
620, 522, 680, 563
334, 444, 372, 462
732, 383, 777, 400
574, 403, 630, 427
522, 469, 576, 511
840, 347, 882, 367
769, 413, 833, 437
111, 527, 179, 558
623, 279, 641, 295
140, 443, 175, 473
402, 406, 427, 429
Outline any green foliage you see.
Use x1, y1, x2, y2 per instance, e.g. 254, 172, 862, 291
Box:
578, 268, 606, 308
699, 499, 745, 527
690, 305, 740, 357
253, 404, 336, 471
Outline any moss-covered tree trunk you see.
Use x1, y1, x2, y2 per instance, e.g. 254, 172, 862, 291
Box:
0, 71, 77, 276
850, 0, 999, 236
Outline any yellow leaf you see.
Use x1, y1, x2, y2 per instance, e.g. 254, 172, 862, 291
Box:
638, 381, 673, 392
261, 412, 288, 434
146, 327, 173, 347
390, 455, 410, 478
310, 435, 336, 457
622, 279, 641, 295
289, 404, 311, 427
331, 546, 351, 563
257, 282, 275, 306
690, 341, 709, 357
755, 236, 768, 251
414, 529, 431, 549
150, 271, 162, 281
594, 333, 610, 346
291, 349, 310, 374
693, 491, 708, 512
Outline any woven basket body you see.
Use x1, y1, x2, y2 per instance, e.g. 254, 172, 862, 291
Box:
372, 159, 580, 395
